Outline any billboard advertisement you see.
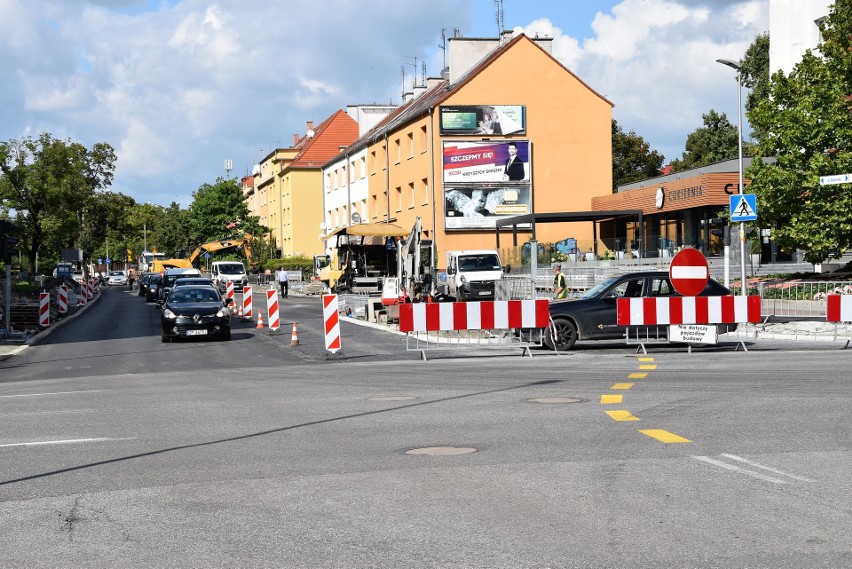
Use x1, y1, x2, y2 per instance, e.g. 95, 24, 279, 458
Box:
442, 140, 531, 184
439, 105, 526, 136
444, 186, 532, 230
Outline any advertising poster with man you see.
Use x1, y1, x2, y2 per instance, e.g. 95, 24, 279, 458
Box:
444, 186, 532, 230
439, 105, 526, 136
442, 140, 531, 184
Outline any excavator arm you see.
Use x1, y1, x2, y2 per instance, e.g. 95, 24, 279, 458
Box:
187, 238, 250, 266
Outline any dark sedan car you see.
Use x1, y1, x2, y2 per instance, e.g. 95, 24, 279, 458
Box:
146, 274, 162, 302
138, 272, 155, 297
546, 270, 733, 350
161, 285, 232, 342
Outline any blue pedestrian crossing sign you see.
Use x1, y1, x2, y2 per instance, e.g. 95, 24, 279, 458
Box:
730, 193, 757, 221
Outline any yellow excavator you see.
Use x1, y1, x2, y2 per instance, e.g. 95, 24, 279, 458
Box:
149, 236, 253, 274
186, 236, 253, 269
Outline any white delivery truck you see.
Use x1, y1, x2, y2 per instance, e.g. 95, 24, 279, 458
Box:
443, 249, 504, 301
210, 261, 248, 292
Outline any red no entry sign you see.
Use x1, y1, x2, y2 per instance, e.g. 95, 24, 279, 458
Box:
669, 248, 709, 296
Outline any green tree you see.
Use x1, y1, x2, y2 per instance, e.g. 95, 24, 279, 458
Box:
669, 109, 740, 172
0, 134, 114, 273
187, 177, 251, 244
612, 119, 665, 191
746, 1, 852, 263
740, 32, 770, 140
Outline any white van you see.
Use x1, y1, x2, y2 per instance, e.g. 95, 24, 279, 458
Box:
210, 261, 248, 292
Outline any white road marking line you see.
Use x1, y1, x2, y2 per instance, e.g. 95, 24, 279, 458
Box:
0, 389, 107, 399
720, 453, 816, 482
2, 409, 95, 417
692, 456, 789, 484
0, 437, 135, 448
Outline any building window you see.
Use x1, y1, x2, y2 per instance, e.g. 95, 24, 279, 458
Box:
420, 125, 428, 153
371, 194, 378, 219
409, 182, 415, 208
407, 132, 414, 159
394, 139, 401, 164
360, 157, 367, 179
370, 151, 377, 175
421, 177, 429, 205
395, 186, 402, 212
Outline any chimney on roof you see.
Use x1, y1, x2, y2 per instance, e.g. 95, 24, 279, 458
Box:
402, 91, 413, 104
293, 133, 299, 145
307, 121, 314, 131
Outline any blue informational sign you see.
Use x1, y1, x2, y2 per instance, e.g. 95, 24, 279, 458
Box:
106, 258, 111, 265
204, 252, 210, 259
98, 258, 102, 264
730, 194, 757, 222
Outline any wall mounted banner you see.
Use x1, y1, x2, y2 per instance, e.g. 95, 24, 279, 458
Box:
442, 140, 531, 184
444, 186, 532, 230
439, 105, 526, 136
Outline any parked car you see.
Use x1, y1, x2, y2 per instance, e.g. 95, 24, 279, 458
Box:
172, 276, 217, 290
545, 270, 734, 351
146, 273, 163, 302
160, 285, 232, 342
107, 270, 128, 286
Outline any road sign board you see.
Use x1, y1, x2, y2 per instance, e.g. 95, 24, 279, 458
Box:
819, 173, 851, 186
669, 248, 709, 297
730, 193, 757, 221
106, 257, 111, 265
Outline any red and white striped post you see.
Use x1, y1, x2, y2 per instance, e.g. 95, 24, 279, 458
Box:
226, 281, 234, 305
58, 284, 68, 314
242, 286, 252, 319
39, 292, 50, 327
323, 294, 341, 353
86, 279, 93, 301
266, 289, 280, 331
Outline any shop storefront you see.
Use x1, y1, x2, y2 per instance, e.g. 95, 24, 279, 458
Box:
592, 158, 790, 263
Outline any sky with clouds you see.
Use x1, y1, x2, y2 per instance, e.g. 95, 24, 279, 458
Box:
0, 0, 769, 207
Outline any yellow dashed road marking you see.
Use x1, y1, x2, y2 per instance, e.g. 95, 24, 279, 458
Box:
606, 410, 639, 421
639, 429, 692, 443
638, 357, 654, 362
610, 383, 634, 390
628, 373, 647, 379
600, 394, 623, 404
639, 364, 657, 370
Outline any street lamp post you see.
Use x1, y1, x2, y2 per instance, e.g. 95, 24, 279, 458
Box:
716, 58, 747, 297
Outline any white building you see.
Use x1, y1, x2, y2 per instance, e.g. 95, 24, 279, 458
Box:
770, 0, 834, 75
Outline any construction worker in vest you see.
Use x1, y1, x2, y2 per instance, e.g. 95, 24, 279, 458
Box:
553, 263, 568, 299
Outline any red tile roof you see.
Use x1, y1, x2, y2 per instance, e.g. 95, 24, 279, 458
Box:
289, 110, 358, 170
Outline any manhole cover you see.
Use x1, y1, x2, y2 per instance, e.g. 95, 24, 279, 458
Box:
404, 446, 477, 456
369, 396, 419, 401
528, 397, 582, 404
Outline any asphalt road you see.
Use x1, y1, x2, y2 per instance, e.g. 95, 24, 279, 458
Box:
0, 287, 851, 567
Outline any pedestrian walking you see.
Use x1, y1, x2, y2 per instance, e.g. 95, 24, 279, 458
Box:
128, 267, 136, 291
553, 263, 567, 299
276, 267, 289, 299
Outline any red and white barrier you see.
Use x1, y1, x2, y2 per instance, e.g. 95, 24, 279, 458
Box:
242, 286, 252, 319
58, 284, 68, 314
323, 294, 341, 353
39, 293, 50, 327
226, 282, 234, 305
826, 294, 852, 322
86, 279, 93, 301
616, 296, 762, 326
399, 299, 550, 332
266, 289, 280, 330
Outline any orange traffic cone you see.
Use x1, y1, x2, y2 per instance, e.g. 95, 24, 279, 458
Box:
289, 322, 300, 346
256, 313, 265, 329
237, 305, 243, 318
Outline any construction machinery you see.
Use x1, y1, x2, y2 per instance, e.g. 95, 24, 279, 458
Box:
185, 236, 254, 270
317, 220, 430, 295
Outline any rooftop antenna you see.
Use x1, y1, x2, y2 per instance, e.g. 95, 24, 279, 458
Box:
439, 28, 447, 70
495, 0, 504, 40
405, 56, 419, 88
400, 65, 405, 99
224, 159, 232, 178
421, 62, 427, 86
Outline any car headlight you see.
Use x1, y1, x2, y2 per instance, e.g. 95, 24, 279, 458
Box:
163, 308, 177, 319
216, 307, 229, 317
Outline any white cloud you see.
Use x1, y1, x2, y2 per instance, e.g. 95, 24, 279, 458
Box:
520, 0, 768, 163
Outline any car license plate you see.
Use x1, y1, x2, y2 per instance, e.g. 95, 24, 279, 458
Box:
186, 329, 207, 336
478, 291, 491, 296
